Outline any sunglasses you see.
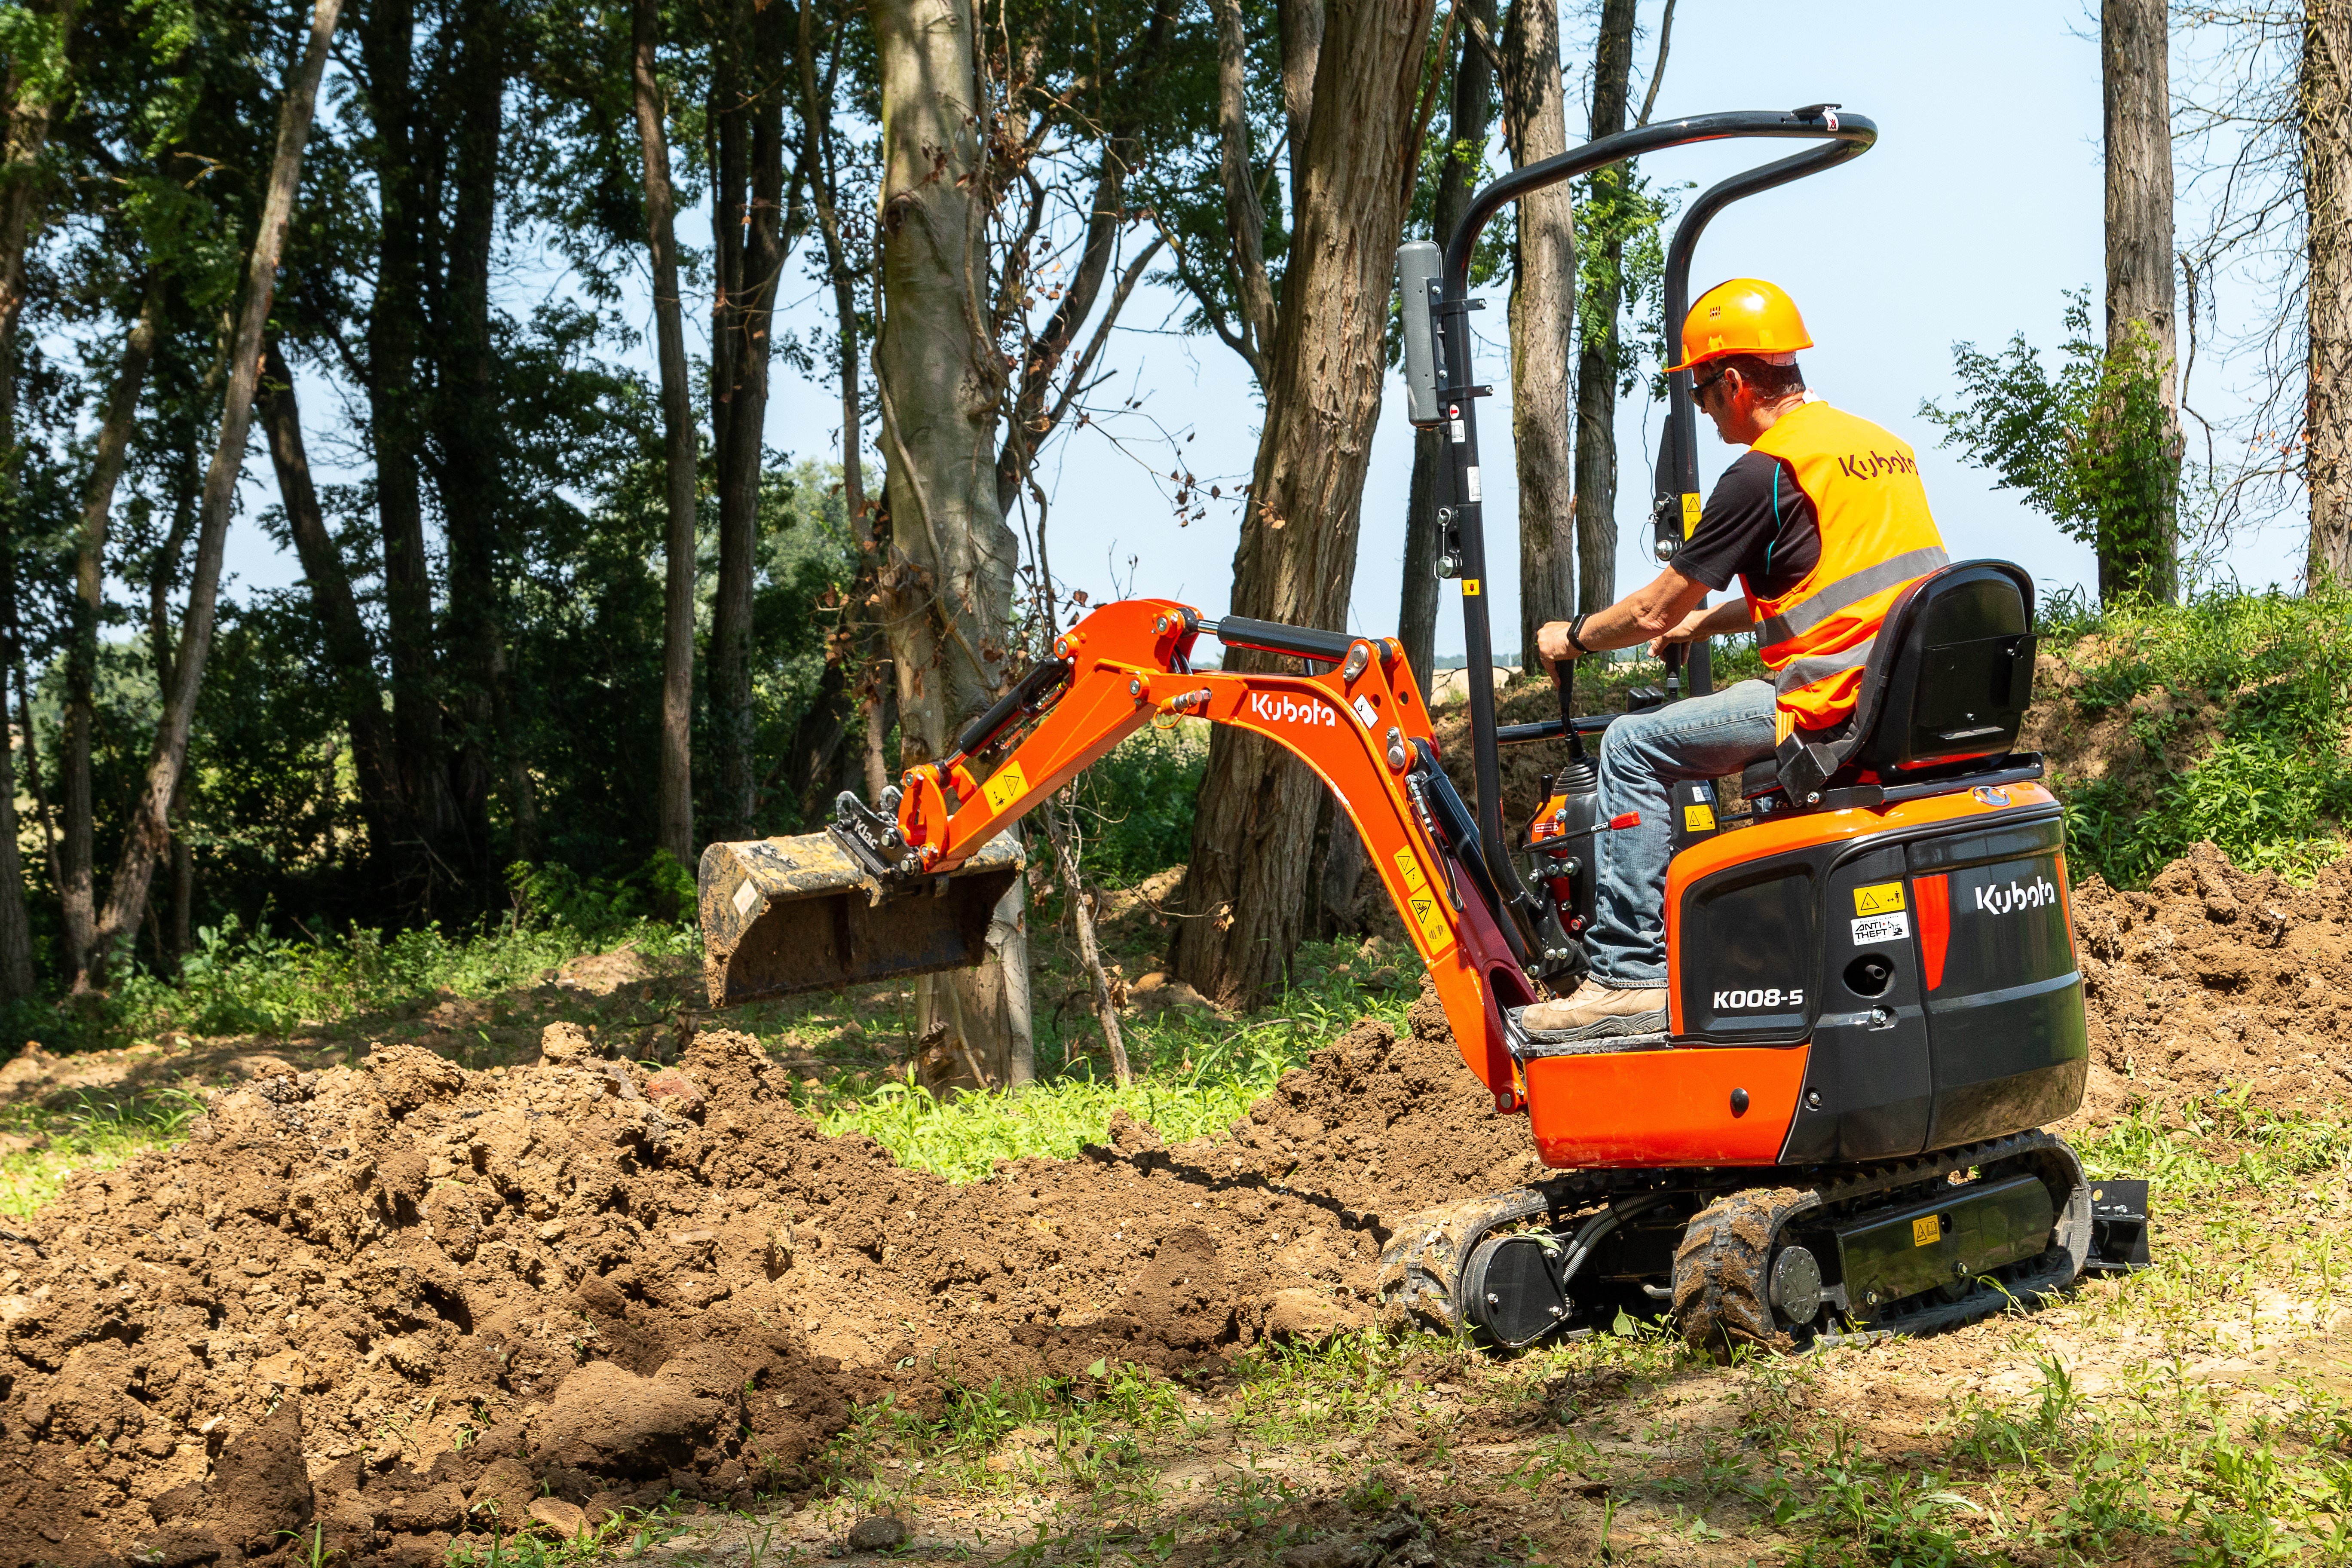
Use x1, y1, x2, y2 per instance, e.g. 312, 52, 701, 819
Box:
1693, 368, 1732, 403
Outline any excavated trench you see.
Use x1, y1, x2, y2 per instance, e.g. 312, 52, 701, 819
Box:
0, 839, 2342, 1564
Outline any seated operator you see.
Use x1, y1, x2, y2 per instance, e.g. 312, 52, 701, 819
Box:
1525, 279, 1948, 1037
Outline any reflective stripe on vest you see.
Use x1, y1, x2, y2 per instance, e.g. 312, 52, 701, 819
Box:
1741, 402, 1945, 733
1755, 547, 1950, 647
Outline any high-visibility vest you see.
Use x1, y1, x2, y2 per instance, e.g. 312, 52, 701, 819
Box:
1743, 401, 1948, 743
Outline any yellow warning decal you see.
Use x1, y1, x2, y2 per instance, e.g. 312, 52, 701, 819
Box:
1391, 846, 1428, 894
1681, 492, 1703, 538
1406, 891, 1455, 956
1911, 1215, 1941, 1248
983, 761, 1029, 813
1463, 579, 1482, 597
1683, 802, 1716, 833
1853, 880, 1907, 917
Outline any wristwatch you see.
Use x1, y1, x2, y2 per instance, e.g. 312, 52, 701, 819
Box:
1565, 613, 1594, 656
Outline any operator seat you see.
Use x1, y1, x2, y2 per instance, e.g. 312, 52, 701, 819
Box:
1741, 559, 2037, 805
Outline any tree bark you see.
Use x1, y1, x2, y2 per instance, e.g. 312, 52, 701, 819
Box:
0, 0, 79, 1001
90, 0, 343, 977
1398, 0, 1494, 690
436, 0, 520, 870
1501, 0, 1577, 672
0, 507, 34, 1001
259, 337, 396, 852
1171, 0, 1435, 1008
1572, 0, 1637, 618
634, 0, 698, 868
2307, 0, 2352, 585
362, 0, 449, 901
60, 284, 161, 983
875, 0, 1032, 1087
1044, 799, 1128, 1085
710, 0, 787, 841
1277, 0, 1324, 211
2101, 0, 2181, 601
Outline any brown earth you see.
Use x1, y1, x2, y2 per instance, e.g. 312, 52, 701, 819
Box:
2070, 840, 2352, 1122
6, 836, 2350, 1565
0, 996, 1541, 1566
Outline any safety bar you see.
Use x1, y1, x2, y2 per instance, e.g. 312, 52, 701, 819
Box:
1425, 105, 1876, 954
1495, 714, 1616, 747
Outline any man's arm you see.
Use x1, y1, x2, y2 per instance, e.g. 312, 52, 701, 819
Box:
1649, 595, 1755, 655
1533, 567, 1712, 672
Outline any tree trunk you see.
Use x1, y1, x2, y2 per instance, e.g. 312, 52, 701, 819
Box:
1171, 0, 1435, 1008
874, 0, 1032, 1087
90, 0, 343, 977
1215, 0, 1277, 381
362, 0, 449, 903
633, 0, 698, 869
709, 0, 786, 842
1397, 0, 1493, 690
1573, 0, 1637, 618
0, 0, 79, 1001
2101, 0, 2181, 602
259, 337, 396, 851
1501, 0, 1577, 672
1277, 0, 1324, 212
436, 0, 516, 872
0, 505, 35, 1001
2307, 0, 2352, 585
60, 284, 161, 983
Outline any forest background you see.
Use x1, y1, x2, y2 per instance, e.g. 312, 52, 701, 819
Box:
0, 0, 2333, 1076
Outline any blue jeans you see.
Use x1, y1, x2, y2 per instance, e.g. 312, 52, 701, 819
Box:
1585, 678, 1779, 987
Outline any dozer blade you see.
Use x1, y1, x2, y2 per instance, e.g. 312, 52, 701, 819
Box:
697, 829, 1024, 1008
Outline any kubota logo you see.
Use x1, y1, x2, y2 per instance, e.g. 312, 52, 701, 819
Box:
1247, 692, 1338, 727
1835, 450, 1920, 481
1975, 875, 2058, 915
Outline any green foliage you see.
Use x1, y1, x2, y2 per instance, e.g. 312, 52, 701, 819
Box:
0, 1086, 204, 1216
2041, 585, 2352, 887
1062, 722, 1208, 888
816, 943, 1414, 1182
1920, 290, 2180, 600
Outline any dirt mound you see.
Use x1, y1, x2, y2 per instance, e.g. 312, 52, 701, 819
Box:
2069, 841, 2352, 1123
0, 993, 1537, 1564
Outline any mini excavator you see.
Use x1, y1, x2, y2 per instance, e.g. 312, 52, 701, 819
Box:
695, 107, 2150, 1353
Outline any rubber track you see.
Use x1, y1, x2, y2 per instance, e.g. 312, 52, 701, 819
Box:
1671, 1186, 1818, 1357
1672, 1130, 2092, 1355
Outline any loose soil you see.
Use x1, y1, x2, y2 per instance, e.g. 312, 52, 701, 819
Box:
6, 838, 2349, 1565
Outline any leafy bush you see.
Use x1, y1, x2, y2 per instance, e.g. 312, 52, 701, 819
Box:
1063, 721, 1208, 886
2044, 586, 2352, 886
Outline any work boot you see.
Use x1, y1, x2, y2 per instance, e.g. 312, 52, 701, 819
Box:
1519, 979, 1668, 1039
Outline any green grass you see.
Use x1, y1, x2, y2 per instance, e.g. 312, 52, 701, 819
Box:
0, 1087, 205, 1216
811, 943, 1417, 1182
6, 858, 700, 1054
2041, 584, 2352, 888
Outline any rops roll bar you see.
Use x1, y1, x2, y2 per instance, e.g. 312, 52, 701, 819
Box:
1395, 105, 1877, 950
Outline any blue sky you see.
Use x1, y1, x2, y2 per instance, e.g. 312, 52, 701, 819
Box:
228, 0, 2303, 660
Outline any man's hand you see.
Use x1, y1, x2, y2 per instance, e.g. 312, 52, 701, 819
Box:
1534, 620, 1580, 677
1647, 607, 1712, 658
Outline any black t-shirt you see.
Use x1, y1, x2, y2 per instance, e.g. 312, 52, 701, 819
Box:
1668, 448, 1822, 605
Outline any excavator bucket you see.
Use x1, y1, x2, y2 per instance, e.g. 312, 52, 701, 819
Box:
697, 826, 1024, 1008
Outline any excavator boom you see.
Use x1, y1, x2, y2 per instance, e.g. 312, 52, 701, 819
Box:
696, 597, 1531, 1106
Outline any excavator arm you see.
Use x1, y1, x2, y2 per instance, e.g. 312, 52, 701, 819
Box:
696, 597, 1534, 1109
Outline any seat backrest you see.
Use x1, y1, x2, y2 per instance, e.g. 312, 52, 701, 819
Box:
1839, 560, 2037, 778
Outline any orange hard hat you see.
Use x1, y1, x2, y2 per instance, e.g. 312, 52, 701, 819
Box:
1665, 278, 1813, 374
